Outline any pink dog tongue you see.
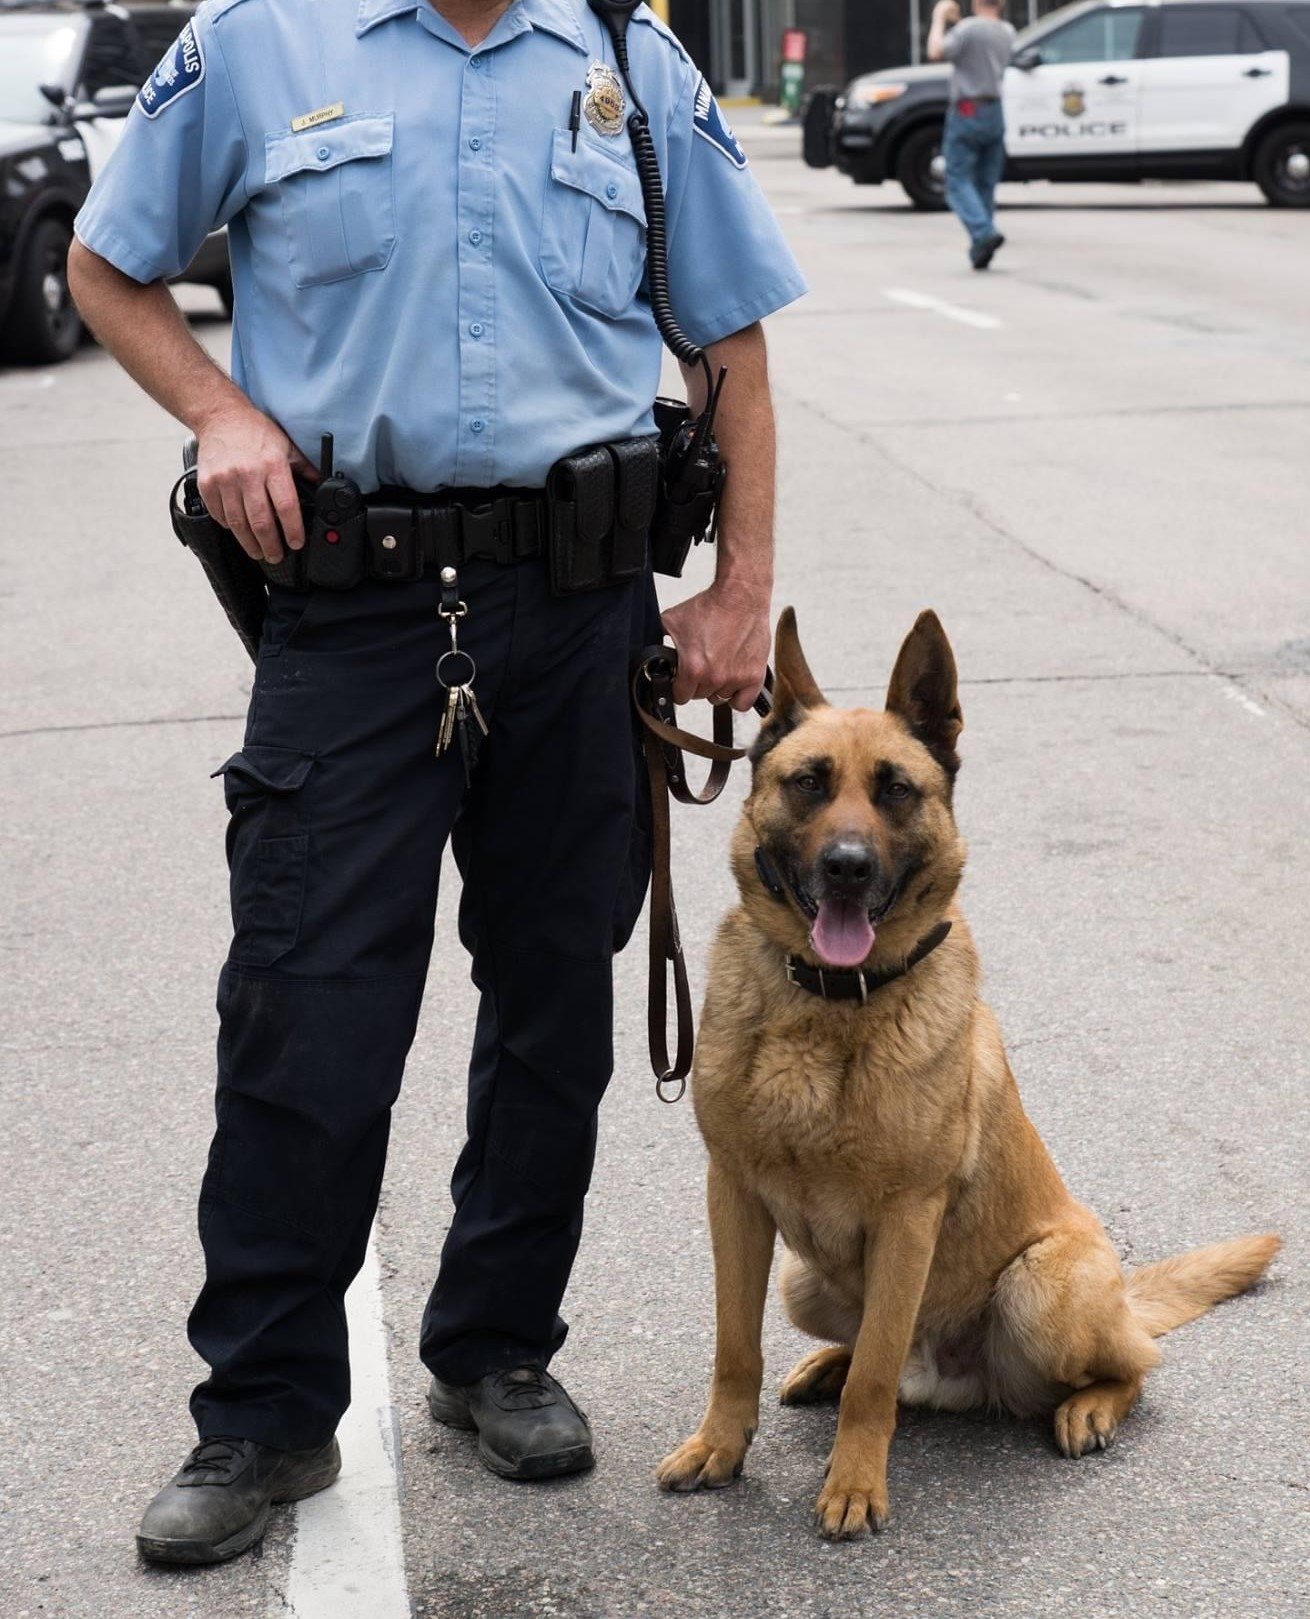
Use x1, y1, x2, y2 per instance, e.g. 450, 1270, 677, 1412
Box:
810, 899, 875, 969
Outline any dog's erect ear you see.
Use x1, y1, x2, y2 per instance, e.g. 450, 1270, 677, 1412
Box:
752, 607, 825, 760
885, 611, 963, 776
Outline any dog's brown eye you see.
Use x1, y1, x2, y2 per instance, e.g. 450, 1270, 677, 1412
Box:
884, 781, 912, 801
794, 773, 821, 793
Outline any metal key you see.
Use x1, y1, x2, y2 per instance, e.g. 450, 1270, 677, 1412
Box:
435, 567, 488, 782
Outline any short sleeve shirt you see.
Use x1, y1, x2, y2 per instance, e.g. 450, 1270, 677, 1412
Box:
74, 0, 808, 491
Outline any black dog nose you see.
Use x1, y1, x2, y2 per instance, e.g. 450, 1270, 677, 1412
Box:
821, 842, 874, 889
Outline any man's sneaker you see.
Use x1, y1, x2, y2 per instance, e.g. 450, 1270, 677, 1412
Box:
136, 1435, 341, 1565
971, 232, 1005, 270
428, 1367, 594, 1481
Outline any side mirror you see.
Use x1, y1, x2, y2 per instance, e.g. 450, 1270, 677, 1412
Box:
71, 84, 138, 120
1012, 47, 1042, 72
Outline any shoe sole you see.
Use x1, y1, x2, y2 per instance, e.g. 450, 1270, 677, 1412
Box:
135, 1454, 342, 1566
428, 1383, 595, 1481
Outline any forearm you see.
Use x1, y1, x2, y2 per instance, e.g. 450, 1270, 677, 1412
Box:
68, 240, 310, 560
67, 241, 246, 433
680, 321, 775, 608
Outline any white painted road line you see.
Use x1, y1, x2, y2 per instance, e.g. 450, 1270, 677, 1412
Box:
883, 287, 1002, 329
284, 1232, 410, 1618
1219, 679, 1267, 719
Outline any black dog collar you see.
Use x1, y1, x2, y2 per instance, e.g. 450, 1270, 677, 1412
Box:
785, 921, 953, 1005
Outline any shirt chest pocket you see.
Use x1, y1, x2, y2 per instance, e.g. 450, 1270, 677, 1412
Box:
264, 113, 397, 289
539, 130, 646, 319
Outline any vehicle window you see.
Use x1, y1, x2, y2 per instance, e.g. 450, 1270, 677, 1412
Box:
1156, 7, 1265, 56
133, 8, 196, 72
0, 17, 86, 122
1035, 7, 1146, 64
1282, 5, 1310, 48
81, 15, 145, 96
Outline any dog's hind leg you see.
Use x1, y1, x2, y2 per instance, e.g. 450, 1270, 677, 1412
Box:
778, 1250, 857, 1404
990, 1219, 1160, 1456
780, 1346, 852, 1406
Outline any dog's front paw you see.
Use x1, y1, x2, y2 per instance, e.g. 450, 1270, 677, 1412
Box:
813, 1476, 890, 1540
656, 1432, 748, 1493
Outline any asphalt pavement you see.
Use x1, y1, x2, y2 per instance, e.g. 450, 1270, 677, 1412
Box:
2, 110, 1307, 1619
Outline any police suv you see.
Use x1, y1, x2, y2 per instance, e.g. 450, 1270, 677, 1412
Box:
804, 0, 1310, 209
0, 0, 230, 365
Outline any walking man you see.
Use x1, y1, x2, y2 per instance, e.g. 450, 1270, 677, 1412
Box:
928, 0, 1016, 269
68, 0, 805, 1566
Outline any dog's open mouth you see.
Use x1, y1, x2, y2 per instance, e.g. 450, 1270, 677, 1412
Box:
810, 898, 876, 969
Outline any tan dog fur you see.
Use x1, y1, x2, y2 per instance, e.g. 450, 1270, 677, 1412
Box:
656, 608, 1279, 1539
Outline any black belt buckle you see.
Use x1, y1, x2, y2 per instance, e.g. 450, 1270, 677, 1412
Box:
460, 500, 507, 563
368, 507, 423, 582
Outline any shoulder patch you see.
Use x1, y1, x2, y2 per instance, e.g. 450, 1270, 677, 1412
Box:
693, 76, 747, 169
137, 21, 206, 120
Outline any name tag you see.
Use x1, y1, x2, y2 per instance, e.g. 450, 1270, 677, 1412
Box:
291, 102, 345, 133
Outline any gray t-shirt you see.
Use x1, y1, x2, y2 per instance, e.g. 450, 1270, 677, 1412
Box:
942, 17, 1017, 101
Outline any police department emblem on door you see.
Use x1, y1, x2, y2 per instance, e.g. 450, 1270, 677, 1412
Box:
1062, 85, 1086, 118
584, 62, 626, 136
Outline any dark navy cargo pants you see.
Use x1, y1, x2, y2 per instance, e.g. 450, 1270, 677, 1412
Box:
188, 558, 656, 1452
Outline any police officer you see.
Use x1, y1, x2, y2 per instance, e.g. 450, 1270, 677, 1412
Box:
68, 0, 805, 1567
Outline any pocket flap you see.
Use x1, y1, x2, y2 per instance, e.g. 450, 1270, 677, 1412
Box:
549, 129, 645, 222
213, 746, 316, 794
265, 112, 395, 185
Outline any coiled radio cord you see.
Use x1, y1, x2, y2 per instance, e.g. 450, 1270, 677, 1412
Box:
594, 6, 715, 402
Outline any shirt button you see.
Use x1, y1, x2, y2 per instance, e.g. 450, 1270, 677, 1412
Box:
469, 137, 482, 151
605, 181, 618, 200
469, 54, 483, 69
470, 419, 485, 434
317, 146, 330, 161
469, 322, 484, 338
468, 229, 483, 245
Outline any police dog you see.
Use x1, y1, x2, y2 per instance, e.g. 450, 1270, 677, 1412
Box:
656, 608, 1279, 1539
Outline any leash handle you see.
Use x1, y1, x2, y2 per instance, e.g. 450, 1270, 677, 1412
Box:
632, 647, 773, 1101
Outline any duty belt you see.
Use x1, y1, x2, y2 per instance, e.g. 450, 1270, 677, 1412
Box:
260, 487, 546, 591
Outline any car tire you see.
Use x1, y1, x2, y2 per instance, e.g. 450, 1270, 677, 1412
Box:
1253, 121, 1310, 207
0, 215, 83, 365
896, 125, 948, 211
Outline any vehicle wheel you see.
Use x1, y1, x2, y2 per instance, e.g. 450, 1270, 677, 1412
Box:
802, 87, 837, 169
1253, 121, 1310, 207
0, 215, 83, 365
896, 125, 948, 210
215, 272, 235, 316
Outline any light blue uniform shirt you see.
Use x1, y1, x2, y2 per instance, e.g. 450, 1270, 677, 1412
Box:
75, 0, 807, 492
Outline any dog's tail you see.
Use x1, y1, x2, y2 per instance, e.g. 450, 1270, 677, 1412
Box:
1125, 1234, 1280, 1337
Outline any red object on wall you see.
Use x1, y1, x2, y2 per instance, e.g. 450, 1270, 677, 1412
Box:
781, 28, 807, 64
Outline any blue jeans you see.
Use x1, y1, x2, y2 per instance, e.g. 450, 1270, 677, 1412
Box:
943, 101, 1007, 247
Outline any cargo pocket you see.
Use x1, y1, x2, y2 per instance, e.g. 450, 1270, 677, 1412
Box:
264, 113, 396, 288
215, 746, 315, 967
539, 129, 646, 318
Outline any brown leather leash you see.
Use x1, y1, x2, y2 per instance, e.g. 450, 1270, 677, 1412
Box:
631, 647, 772, 1102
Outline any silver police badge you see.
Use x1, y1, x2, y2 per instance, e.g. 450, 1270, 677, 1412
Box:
583, 62, 625, 137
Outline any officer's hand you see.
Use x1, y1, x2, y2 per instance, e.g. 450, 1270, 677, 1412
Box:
661, 581, 771, 713
196, 403, 317, 564
936, 0, 961, 20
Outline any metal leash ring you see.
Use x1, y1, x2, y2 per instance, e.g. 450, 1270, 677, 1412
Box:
436, 647, 477, 688
656, 1072, 687, 1105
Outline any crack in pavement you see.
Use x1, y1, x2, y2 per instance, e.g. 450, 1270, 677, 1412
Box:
777, 378, 1310, 734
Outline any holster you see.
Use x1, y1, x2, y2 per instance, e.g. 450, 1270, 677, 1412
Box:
546, 434, 659, 595
169, 456, 270, 663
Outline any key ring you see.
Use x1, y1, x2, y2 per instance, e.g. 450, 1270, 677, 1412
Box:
436, 648, 477, 688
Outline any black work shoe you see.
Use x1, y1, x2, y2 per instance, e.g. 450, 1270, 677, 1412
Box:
428, 1367, 594, 1481
971, 232, 1005, 270
136, 1435, 341, 1565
